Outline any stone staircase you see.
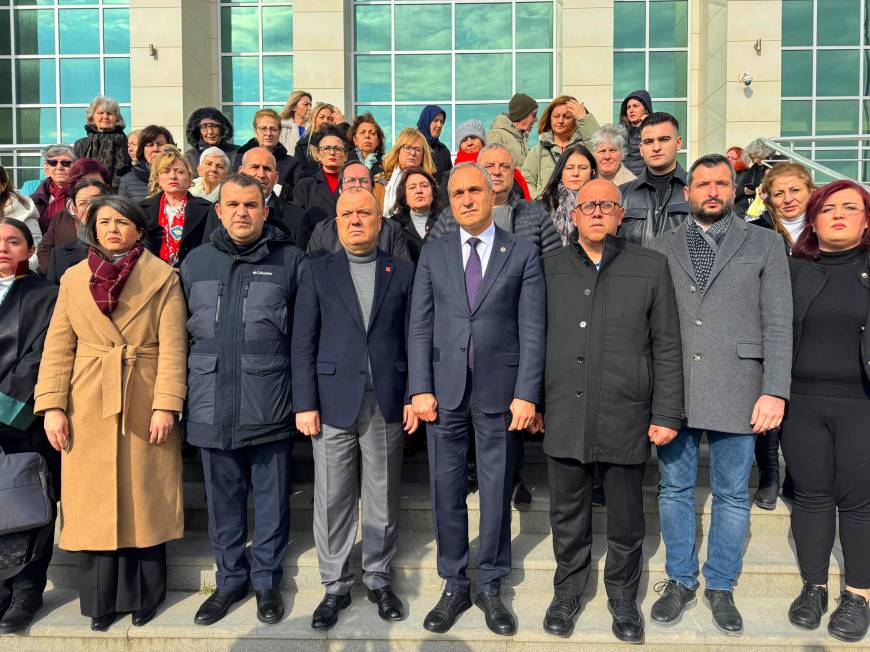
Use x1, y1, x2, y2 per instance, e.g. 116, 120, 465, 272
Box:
3, 438, 868, 650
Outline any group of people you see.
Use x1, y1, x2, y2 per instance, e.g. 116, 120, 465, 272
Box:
0, 86, 868, 648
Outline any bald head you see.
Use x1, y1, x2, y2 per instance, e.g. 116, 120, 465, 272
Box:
240, 147, 278, 197
336, 187, 382, 254
577, 177, 621, 204
572, 177, 625, 253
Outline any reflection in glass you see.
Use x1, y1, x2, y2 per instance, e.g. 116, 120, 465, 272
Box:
614, 1, 645, 48
14, 9, 55, 55
395, 54, 450, 101
222, 56, 259, 103
613, 52, 644, 99
59, 9, 99, 54
0, 108, 12, 146
649, 51, 688, 98
815, 50, 859, 96
816, 0, 859, 46
104, 8, 130, 55
394, 4, 451, 51
355, 4, 390, 51
223, 105, 260, 144
517, 52, 552, 99
263, 55, 293, 103
263, 5, 292, 52
515, 2, 553, 49
456, 53, 511, 101
653, 101, 687, 133
16, 107, 57, 144
221, 6, 259, 53
60, 58, 100, 104
780, 100, 813, 136
816, 100, 858, 135
782, 0, 813, 47
16, 59, 56, 104
781, 50, 813, 97
0, 61, 10, 104
354, 104, 393, 147
455, 4, 511, 50
105, 57, 131, 103
356, 55, 391, 103
649, 0, 688, 48
0, 10, 10, 56
61, 106, 86, 143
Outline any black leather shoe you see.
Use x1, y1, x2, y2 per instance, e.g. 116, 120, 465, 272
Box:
828, 591, 869, 642
423, 590, 472, 633
255, 588, 284, 624
753, 481, 779, 510
609, 599, 644, 643
368, 586, 403, 621
543, 594, 581, 638
512, 481, 532, 510
194, 589, 247, 626
475, 591, 516, 636
788, 583, 827, 630
650, 580, 696, 625
131, 606, 157, 627
703, 589, 743, 636
311, 592, 351, 630
592, 484, 606, 507
90, 612, 117, 631
0, 599, 38, 633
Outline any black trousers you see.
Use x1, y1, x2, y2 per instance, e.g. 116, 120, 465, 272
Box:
547, 457, 646, 600
77, 544, 166, 617
781, 393, 870, 588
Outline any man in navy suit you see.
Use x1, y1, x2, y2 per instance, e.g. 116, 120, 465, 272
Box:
409, 162, 546, 636
291, 187, 419, 630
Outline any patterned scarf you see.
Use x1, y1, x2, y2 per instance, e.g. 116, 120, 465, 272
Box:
158, 192, 187, 266
686, 214, 733, 292
551, 183, 578, 246
87, 243, 144, 316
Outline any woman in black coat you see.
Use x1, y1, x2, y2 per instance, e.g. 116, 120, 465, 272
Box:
781, 179, 870, 642
72, 95, 131, 191
389, 166, 443, 263
0, 217, 59, 634
293, 125, 348, 251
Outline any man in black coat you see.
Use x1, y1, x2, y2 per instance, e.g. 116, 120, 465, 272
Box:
540, 178, 684, 642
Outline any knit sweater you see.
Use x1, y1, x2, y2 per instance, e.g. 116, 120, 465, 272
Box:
346, 247, 377, 388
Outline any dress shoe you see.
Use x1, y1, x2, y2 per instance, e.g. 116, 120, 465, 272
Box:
90, 612, 117, 631
423, 590, 471, 633
703, 589, 743, 636
512, 481, 532, 510
753, 481, 779, 510
542, 594, 581, 637
194, 589, 247, 626
828, 591, 869, 642
131, 606, 158, 627
368, 586, 403, 621
650, 580, 696, 625
591, 484, 606, 507
311, 592, 351, 630
609, 599, 644, 644
475, 591, 516, 636
255, 588, 284, 624
0, 599, 38, 634
788, 583, 827, 630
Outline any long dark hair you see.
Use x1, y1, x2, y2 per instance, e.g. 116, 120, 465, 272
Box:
394, 167, 443, 217
83, 195, 149, 260
792, 179, 870, 260
540, 143, 598, 212
0, 216, 35, 248
0, 165, 27, 209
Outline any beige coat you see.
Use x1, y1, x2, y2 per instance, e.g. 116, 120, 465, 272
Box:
34, 251, 188, 551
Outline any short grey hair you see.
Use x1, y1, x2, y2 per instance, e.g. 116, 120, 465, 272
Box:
199, 146, 231, 168
478, 143, 515, 166
43, 144, 76, 162
591, 124, 628, 155
449, 161, 493, 193
85, 95, 125, 129
742, 138, 774, 166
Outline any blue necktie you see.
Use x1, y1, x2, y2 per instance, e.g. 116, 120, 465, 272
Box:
465, 237, 482, 369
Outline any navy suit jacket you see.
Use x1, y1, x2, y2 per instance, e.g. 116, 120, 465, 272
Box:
408, 225, 546, 414
291, 248, 415, 428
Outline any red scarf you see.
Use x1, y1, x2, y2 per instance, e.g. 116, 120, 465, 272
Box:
47, 179, 67, 219
453, 149, 531, 201
87, 243, 144, 316
158, 192, 187, 265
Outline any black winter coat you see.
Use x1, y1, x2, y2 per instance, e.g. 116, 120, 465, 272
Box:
45, 239, 88, 285
141, 191, 214, 266
618, 89, 653, 176
179, 225, 304, 450
617, 164, 690, 248
542, 235, 684, 464
294, 170, 340, 251
184, 106, 239, 174
390, 208, 439, 263
118, 163, 150, 203
234, 139, 302, 198
306, 216, 411, 262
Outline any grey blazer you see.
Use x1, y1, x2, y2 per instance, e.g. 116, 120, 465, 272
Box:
650, 217, 792, 434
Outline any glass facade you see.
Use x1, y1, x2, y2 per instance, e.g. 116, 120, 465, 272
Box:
780, 0, 868, 179
352, 0, 555, 150
612, 0, 689, 162
220, 0, 293, 144
0, 0, 131, 146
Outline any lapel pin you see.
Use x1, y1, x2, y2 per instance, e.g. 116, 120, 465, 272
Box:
862, 272, 868, 279
385, 265, 391, 273
500, 246, 507, 253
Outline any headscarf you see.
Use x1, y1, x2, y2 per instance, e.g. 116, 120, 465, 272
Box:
417, 105, 446, 148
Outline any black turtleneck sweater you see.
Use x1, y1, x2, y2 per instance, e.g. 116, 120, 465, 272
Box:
647, 168, 675, 207
792, 246, 870, 399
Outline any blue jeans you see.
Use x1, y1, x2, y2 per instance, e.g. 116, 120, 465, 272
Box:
657, 428, 756, 592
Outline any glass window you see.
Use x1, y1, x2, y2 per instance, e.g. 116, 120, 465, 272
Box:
394, 4, 451, 51
223, 105, 260, 144
0, 109, 12, 145
782, 0, 813, 47
816, 50, 859, 96
816, 0, 859, 46
456, 4, 511, 50
14, 9, 55, 55
0, 10, 10, 56
613, 52, 645, 99
222, 56, 259, 104
59, 58, 100, 104
395, 54, 451, 102
60, 106, 85, 143
614, 1, 645, 49
781, 50, 813, 97
0, 60, 10, 105
355, 55, 391, 103
816, 100, 859, 134
648, 51, 687, 98
515, 2, 553, 49
105, 57, 130, 103
456, 53, 511, 101
262, 55, 293, 103
103, 8, 129, 54
58, 9, 99, 54
16, 59, 56, 104
221, 6, 259, 53
262, 5, 292, 52
648, 0, 688, 49
516, 52, 552, 98
654, 101, 688, 135
16, 108, 56, 144
354, 104, 394, 146
780, 100, 813, 136
355, 4, 390, 51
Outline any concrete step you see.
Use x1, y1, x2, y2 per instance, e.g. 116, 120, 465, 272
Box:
46, 528, 836, 597
181, 481, 795, 536
6, 587, 868, 651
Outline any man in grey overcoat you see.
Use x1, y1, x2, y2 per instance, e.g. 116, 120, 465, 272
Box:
648, 154, 792, 636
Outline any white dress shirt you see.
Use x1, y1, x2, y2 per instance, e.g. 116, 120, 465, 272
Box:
460, 222, 496, 276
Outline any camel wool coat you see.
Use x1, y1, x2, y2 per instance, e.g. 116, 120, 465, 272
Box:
34, 250, 188, 551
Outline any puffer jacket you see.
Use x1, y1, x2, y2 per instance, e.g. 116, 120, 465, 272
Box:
617, 164, 690, 248
184, 107, 239, 175
618, 90, 653, 176
487, 113, 531, 167
179, 224, 304, 450
118, 163, 150, 203
521, 112, 601, 199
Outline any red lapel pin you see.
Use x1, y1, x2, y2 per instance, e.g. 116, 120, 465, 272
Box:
385, 265, 391, 273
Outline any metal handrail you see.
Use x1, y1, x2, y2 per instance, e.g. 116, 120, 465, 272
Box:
761, 138, 853, 182
762, 137, 870, 186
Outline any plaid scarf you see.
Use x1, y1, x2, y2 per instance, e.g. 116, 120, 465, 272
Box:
87, 243, 144, 316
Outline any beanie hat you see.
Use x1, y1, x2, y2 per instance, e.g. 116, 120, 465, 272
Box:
508, 93, 538, 122
456, 119, 486, 146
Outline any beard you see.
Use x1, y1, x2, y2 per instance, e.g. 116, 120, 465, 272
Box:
692, 196, 734, 225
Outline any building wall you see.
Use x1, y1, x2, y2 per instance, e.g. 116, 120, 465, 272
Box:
292, 0, 346, 112
561, 0, 614, 120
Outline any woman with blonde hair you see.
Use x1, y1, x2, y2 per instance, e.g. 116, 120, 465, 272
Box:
756, 162, 817, 250
141, 146, 212, 267
295, 102, 346, 177
521, 95, 600, 198
374, 127, 436, 216
279, 90, 312, 153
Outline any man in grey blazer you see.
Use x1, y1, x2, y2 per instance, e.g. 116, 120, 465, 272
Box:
409, 162, 546, 636
649, 154, 792, 636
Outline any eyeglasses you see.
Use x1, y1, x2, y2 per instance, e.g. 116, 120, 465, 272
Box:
401, 145, 424, 155
319, 145, 347, 154
46, 159, 73, 168
341, 176, 372, 187
256, 126, 280, 134
574, 200, 621, 216
200, 123, 221, 131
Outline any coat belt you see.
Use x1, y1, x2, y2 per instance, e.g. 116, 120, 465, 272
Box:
75, 341, 159, 435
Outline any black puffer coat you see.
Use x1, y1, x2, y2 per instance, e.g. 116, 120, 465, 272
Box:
184, 107, 239, 174
618, 90, 653, 176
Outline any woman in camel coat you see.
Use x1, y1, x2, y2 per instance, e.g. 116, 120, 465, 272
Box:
34, 194, 187, 631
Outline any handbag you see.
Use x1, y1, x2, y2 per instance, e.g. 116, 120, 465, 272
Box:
0, 445, 52, 535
